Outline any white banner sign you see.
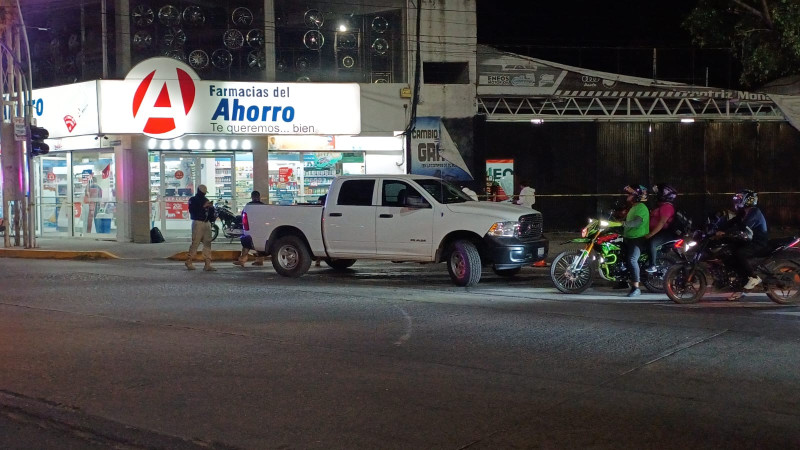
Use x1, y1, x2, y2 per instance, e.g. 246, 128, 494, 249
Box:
30, 81, 100, 139
98, 57, 361, 139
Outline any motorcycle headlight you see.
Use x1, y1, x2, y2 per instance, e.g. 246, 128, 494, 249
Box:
488, 221, 519, 237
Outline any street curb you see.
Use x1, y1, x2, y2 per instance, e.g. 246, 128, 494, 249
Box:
0, 249, 119, 260
168, 250, 241, 261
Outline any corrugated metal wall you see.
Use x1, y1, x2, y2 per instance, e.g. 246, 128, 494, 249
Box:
480, 120, 800, 232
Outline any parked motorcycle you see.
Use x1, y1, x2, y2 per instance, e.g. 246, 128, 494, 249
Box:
664, 223, 800, 304
211, 200, 243, 242
550, 218, 680, 294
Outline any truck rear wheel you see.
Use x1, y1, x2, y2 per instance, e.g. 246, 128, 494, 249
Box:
271, 235, 312, 277
447, 240, 482, 287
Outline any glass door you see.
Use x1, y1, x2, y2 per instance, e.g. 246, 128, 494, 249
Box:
160, 155, 197, 236
72, 151, 116, 237
157, 153, 235, 238
38, 153, 72, 236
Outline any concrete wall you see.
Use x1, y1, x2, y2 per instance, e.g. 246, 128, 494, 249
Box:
409, 0, 477, 119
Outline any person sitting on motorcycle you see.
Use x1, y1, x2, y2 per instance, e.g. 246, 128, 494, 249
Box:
644, 183, 678, 273
715, 189, 769, 298
234, 191, 266, 267
607, 184, 650, 297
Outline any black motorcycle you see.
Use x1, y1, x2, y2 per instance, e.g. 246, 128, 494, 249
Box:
211, 200, 243, 242
664, 222, 800, 304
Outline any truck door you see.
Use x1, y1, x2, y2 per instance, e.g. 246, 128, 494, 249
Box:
322, 179, 377, 256
376, 180, 434, 258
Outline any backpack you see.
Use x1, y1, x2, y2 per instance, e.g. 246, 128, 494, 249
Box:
150, 226, 165, 243
668, 210, 692, 236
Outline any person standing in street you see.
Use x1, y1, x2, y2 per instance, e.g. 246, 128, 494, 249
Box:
186, 184, 216, 271
234, 191, 266, 267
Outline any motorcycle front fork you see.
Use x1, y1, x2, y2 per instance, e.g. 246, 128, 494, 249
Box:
571, 242, 599, 274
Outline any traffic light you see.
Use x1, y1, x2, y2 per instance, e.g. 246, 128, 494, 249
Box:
30, 125, 49, 157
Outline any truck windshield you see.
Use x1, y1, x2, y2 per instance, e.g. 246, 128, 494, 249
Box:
414, 179, 473, 204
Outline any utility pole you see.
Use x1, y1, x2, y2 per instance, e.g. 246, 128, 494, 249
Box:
0, 0, 35, 248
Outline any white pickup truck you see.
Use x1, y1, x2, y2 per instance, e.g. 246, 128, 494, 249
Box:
241, 174, 548, 286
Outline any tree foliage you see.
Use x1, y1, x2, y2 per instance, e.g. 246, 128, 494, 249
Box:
683, 0, 800, 87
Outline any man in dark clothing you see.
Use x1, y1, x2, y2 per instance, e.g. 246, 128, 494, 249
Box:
234, 191, 266, 267
717, 189, 769, 300
186, 184, 216, 271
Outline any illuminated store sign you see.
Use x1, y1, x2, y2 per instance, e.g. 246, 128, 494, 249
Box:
100, 57, 361, 138
31, 81, 100, 138
32, 57, 362, 140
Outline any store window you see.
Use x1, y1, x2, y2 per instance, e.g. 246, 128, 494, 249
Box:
274, 0, 405, 83
72, 151, 116, 237
235, 153, 254, 209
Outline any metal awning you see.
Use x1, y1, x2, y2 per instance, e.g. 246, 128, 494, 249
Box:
477, 95, 785, 122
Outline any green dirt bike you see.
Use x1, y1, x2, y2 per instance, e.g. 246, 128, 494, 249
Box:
549, 218, 680, 294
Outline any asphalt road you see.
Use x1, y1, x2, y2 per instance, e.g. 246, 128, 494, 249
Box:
1, 258, 799, 449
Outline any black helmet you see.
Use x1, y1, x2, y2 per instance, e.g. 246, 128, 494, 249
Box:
733, 189, 757, 210
652, 183, 678, 203
624, 184, 648, 202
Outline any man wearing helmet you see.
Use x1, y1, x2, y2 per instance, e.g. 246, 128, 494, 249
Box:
644, 184, 678, 273
717, 189, 769, 299
608, 184, 650, 297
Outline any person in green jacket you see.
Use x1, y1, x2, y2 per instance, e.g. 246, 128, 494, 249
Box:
608, 184, 650, 297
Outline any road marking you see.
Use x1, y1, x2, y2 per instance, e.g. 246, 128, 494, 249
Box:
759, 311, 800, 316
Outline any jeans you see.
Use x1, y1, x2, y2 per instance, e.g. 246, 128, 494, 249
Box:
648, 230, 674, 267
624, 236, 647, 283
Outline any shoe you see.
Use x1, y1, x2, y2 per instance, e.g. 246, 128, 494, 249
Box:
645, 265, 657, 273
185, 260, 196, 271
203, 264, 217, 272
744, 276, 762, 290
728, 291, 744, 301
252, 260, 264, 266
233, 260, 245, 266
613, 281, 630, 289
626, 288, 641, 297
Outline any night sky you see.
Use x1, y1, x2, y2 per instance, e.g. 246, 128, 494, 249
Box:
475, 0, 736, 86
477, 0, 698, 46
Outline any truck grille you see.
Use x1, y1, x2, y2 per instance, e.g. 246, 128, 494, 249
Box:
518, 214, 543, 239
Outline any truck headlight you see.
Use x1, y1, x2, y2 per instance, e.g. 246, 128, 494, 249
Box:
488, 221, 519, 237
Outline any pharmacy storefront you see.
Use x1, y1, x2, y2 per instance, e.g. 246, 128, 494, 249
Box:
33, 57, 404, 241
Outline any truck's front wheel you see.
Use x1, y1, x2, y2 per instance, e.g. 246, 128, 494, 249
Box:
271, 235, 312, 277
447, 240, 482, 287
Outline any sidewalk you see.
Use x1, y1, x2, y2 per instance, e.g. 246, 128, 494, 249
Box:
0, 236, 244, 261
0, 233, 582, 262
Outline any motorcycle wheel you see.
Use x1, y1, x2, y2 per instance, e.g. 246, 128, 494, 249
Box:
550, 250, 594, 294
324, 258, 357, 271
664, 263, 706, 304
211, 223, 219, 241
643, 253, 679, 293
765, 260, 800, 305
